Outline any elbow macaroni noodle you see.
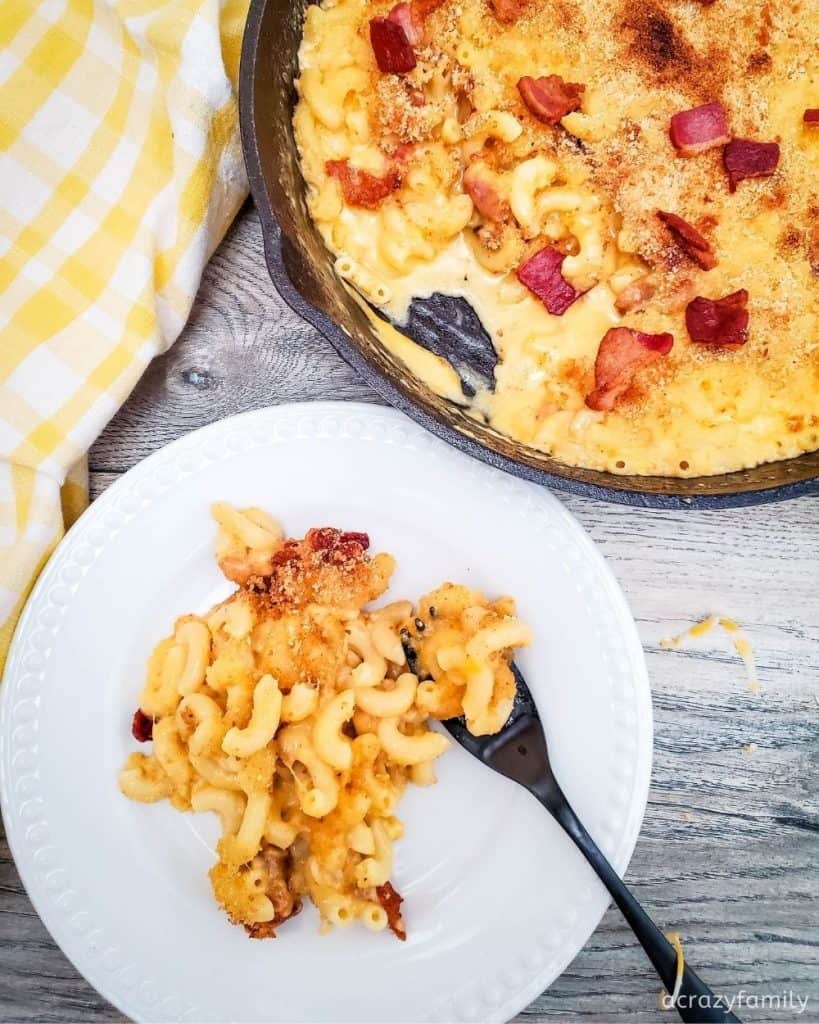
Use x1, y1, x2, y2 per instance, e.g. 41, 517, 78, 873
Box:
119, 504, 531, 939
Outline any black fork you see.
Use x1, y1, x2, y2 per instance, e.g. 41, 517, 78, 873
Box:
442, 665, 740, 1023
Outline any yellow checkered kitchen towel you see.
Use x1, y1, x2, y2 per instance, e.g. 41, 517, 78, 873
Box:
0, 0, 250, 675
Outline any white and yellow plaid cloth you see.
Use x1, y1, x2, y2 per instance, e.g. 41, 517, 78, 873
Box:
0, 0, 250, 674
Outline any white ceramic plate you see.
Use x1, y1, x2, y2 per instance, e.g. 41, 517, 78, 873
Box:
0, 402, 652, 1024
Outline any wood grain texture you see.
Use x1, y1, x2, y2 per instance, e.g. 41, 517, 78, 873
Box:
2, 204, 817, 1023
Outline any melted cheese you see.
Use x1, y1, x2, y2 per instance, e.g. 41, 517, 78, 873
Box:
661, 615, 759, 691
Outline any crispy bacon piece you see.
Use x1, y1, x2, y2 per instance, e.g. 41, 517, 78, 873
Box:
387, 2, 422, 44
685, 289, 749, 346
326, 159, 401, 209
369, 17, 417, 73
517, 75, 585, 125
339, 530, 370, 548
376, 0, 444, 68
657, 211, 717, 270
614, 274, 657, 313
463, 164, 509, 221
517, 245, 585, 315
722, 138, 780, 192
376, 882, 407, 940
131, 709, 154, 742
307, 527, 346, 551
586, 327, 674, 412
669, 102, 730, 156
803, 109, 819, 125
306, 527, 370, 564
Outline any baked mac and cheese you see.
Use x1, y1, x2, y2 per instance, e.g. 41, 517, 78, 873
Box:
293, 0, 818, 477
120, 505, 531, 939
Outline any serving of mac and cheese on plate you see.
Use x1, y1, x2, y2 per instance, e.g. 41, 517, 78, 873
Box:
2, 402, 653, 1021
293, 0, 818, 478
119, 503, 531, 940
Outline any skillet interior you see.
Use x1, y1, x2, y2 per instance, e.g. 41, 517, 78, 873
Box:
238, 0, 819, 508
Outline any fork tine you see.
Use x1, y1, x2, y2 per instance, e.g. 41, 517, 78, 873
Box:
509, 662, 540, 724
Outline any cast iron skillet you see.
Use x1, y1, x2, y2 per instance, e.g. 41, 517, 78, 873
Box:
238, 0, 819, 508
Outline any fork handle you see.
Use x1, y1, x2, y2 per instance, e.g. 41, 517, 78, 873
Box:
537, 792, 740, 1023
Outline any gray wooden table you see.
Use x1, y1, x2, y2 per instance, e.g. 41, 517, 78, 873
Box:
2, 204, 817, 1023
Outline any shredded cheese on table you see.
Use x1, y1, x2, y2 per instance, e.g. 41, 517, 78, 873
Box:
660, 615, 759, 692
